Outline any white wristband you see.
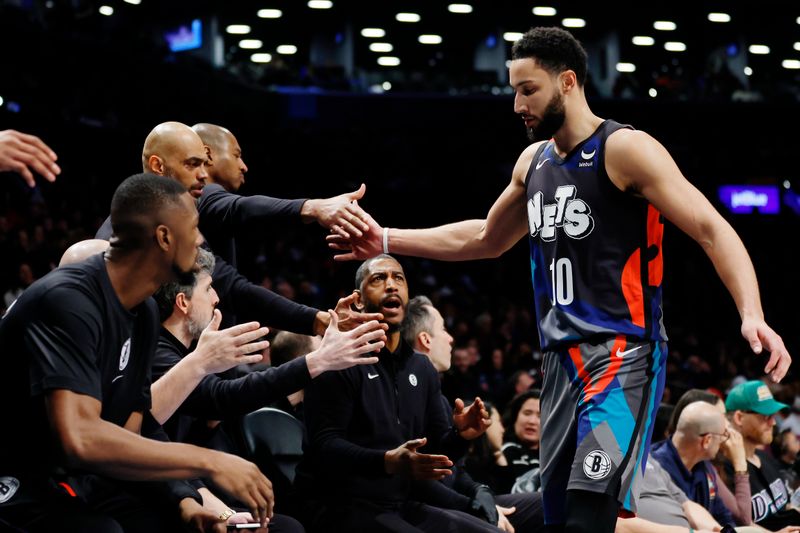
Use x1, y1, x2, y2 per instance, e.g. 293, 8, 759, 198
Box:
382, 227, 390, 254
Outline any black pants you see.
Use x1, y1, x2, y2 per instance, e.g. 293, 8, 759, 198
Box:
496, 492, 546, 532
308, 499, 501, 533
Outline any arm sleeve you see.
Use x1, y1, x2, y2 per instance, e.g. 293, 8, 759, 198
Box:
709, 467, 736, 526
714, 464, 753, 526
25, 287, 103, 400
424, 364, 468, 461
410, 479, 472, 512
169, 357, 312, 419
304, 370, 386, 476
211, 254, 318, 334
661, 468, 689, 504
198, 184, 306, 229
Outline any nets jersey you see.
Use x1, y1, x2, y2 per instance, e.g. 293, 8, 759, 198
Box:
525, 119, 667, 350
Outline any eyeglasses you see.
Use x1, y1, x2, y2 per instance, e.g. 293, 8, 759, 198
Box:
700, 429, 730, 442
743, 411, 776, 422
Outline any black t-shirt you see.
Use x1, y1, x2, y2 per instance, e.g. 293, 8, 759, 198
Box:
739, 449, 800, 530
0, 253, 158, 483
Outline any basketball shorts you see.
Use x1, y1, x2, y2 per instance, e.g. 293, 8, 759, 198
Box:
539, 335, 667, 524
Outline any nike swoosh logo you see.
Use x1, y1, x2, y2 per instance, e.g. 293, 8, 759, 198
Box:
535, 158, 550, 170
367, 372, 380, 380
112, 375, 124, 383
616, 346, 642, 358
581, 149, 596, 160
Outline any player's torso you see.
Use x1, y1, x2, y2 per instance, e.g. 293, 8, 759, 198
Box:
525, 120, 666, 350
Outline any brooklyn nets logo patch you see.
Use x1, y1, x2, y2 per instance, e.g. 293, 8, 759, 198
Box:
583, 450, 612, 480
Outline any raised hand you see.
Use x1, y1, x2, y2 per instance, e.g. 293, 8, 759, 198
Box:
326, 202, 384, 261
333, 291, 383, 332
301, 183, 371, 238
384, 437, 454, 480
453, 397, 492, 440
306, 310, 387, 377
191, 309, 269, 374
0, 129, 60, 187
741, 317, 791, 382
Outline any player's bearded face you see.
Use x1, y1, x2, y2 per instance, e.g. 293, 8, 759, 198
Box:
528, 90, 566, 142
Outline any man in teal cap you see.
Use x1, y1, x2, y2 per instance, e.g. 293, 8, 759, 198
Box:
726, 380, 799, 530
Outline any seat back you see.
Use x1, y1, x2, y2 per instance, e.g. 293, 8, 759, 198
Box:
241, 407, 304, 484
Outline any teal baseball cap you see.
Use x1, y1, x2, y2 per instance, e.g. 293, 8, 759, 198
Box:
725, 380, 788, 415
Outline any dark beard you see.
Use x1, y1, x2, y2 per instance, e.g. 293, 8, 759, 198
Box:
364, 298, 402, 332
527, 92, 566, 142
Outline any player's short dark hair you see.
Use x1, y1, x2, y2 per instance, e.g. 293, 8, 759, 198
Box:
271, 331, 315, 367
153, 247, 215, 322
511, 26, 588, 86
401, 295, 434, 348
110, 173, 188, 251
354, 254, 396, 291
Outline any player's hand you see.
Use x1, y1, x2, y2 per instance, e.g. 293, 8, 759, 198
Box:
192, 309, 269, 374
207, 452, 273, 527
333, 291, 383, 331
496, 505, 516, 532
384, 437, 453, 480
0, 129, 60, 187
306, 311, 387, 377
741, 317, 791, 382
326, 202, 383, 261
453, 397, 492, 440
302, 183, 370, 238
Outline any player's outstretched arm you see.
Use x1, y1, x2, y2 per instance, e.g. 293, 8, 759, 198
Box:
327, 142, 543, 262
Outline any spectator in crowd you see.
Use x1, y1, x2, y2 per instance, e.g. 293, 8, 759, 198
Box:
620, 454, 763, 533
665, 388, 753, 527
726, 380, 800, 531
772, 429, 800, 493
651, 401, 737, 528
498, 390, 542, 495
403, 295, 544, 532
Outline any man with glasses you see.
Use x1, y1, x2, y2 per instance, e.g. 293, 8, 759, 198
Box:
652, 401, 738, 528
727, 380, 800, 531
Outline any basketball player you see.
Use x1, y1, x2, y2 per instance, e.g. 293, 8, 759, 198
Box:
328, 26, 791, 533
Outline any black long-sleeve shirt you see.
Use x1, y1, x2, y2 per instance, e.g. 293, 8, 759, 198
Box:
298, 341, 469, 505
96, 204, 318, 334
152, 327, 312, 448
198, 183, 305, 268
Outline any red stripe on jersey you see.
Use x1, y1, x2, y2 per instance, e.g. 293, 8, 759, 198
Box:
621, 248, 645, 327
568, 344, 592, 392
58, 482, 77, 497
583, 335, 626, 403
647, 205, 664, 287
